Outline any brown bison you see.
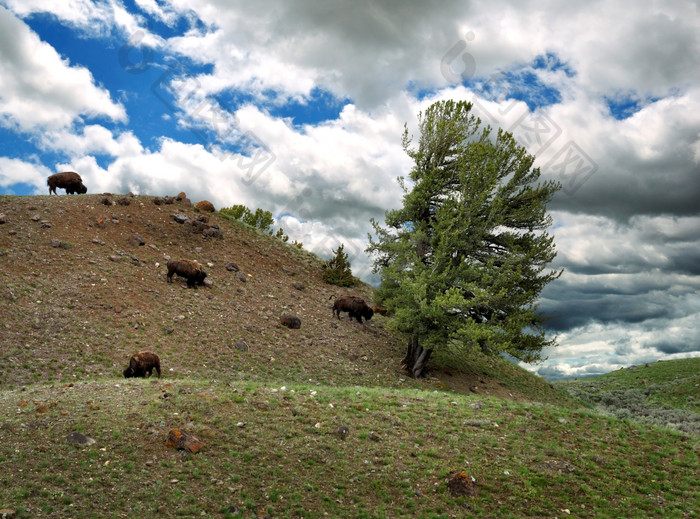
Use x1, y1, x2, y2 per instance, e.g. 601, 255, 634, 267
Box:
166, 259, 207, 288
47, 172, 87, 195
330, 295, 374, 323
123, 351, 161, 378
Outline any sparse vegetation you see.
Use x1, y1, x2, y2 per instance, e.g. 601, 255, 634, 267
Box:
0, 193, 697, 518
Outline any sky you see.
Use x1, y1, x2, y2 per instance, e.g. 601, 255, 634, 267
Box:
1, 0, 699, 380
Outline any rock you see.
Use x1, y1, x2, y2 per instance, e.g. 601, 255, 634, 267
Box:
116, 197, 130, 206
66, 431, 96, 447
176, 192, 187, 201
447, 471, 477, 497
0, 509, 17, 518
165, 429, 204, 453
236, 272, 247, 283
291, 282, 305, 291
196, 215, 209, 224
171, 213, 189, 224
129, 235, 145, 246
109, 255, 121, 262
369, 431, 380, 442
153, 197, 165, 205
40, 220, 51, 228
225, 262, 240, 272
234, 342, 249, 351
50, 239, 70, 249
202, 228, 223, 239
0, 214, 6, 224
280, 314, 301, 329
101, 196, 113, 206
335, 425, 349, 440
195, 200, 215, 212
163, 196, 175, 205
31, 214, 40, 222
180, 197, 192, 207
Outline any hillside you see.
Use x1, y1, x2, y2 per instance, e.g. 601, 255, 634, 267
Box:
554, 358, 700, 435
0, 193, 698, 518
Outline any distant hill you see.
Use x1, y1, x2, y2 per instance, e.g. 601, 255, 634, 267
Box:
554, 357, 700, 435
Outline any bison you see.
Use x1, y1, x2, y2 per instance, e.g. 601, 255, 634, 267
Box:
166, 259, 207, 288
123, 351, 161, 378
47, 172, 87, 195
330, 295, 374, 323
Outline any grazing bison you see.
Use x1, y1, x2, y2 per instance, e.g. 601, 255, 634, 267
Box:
166, 259, 207, 288
47, 172, 87, 195
330, 295, 374, 323
123, 351, 161, 378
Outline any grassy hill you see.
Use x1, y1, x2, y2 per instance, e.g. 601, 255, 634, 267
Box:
0, 193, 698, 518
554, 358, 700, 435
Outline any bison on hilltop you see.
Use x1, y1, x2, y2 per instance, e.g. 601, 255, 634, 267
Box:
167, 259, 207, 288
330, 295, 374, 323
123, 351, 161, 378
47, 171, 87, 195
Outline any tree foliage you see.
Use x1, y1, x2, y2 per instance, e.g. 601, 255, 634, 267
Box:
323, 244, 356, 287
367, 99, 562, 363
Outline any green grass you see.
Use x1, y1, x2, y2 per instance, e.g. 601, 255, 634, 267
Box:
0, 378, 698, 518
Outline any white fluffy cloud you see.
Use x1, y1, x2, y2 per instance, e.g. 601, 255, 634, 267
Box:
0, 6, 126, 131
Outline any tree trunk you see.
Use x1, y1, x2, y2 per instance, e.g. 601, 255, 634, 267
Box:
402, 336, 433, 378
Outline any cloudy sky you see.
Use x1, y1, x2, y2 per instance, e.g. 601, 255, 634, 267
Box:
1, 0, 698, 379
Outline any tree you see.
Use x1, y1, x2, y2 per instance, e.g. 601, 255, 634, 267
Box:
367, 99, 562, 373
323, 244, 356, 287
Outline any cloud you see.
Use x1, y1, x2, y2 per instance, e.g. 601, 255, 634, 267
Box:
0, 7, 127, 131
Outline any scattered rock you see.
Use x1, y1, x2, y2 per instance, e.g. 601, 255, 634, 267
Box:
129, 235, 145, 246
280, 313, 301, 329
0, 214, 6, 224
40, 220, 51, 228
163, 196, 175, 205
236, 272, 247, 283
165, 429, 204, 453
8, 229, 16, 236
31, 214, 40, 222
225, 262, 240, 272
369, 431, 381, 442
291, 282, 305, 291
179, 197, 192, 207
335, 425, 349, 440
109, 255, 121, 262
234, 342, 249, 351
196, 215, 209, 224
50, 239, 70, 249
171, 213, 189, 224
153, 197, 165, 205
101, 197, 113, 206
176, 192, 187, 201
202, 227, 223, 239
195, 200, 215, 213
66, 431, 96, 447
447, 471, 477, 497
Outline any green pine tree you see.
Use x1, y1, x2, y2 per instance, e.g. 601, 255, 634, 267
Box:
367, 99, 562, 364
323, 244, 356, 287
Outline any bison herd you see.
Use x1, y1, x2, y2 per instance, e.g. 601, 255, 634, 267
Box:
42, 173, 386, 380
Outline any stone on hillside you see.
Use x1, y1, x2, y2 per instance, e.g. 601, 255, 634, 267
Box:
180, 197, 192, 207
236, 272, 247, 282
116, 197, 131, 206
31, 214, 40, 222
280, 313, 301, 329
0, 213, 6, 224
196, 215, 209, 223
66, 431, 96, 447
195, 200, 215, 212
101, 197, 113, 206
163, 196, 175, 205
50, 239, 70, 249
176, 192, 187, 201
225, 262, 239, 272
40, 221, 51, 228
447, 471, 477, 497
129, 235, 145, 246
234, 342, 249, 351
171, 213, 189, 224
202, 227, 223, 239
291, 282, 305, 291
153, 197, 165, 205
165, 429, 204, 453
